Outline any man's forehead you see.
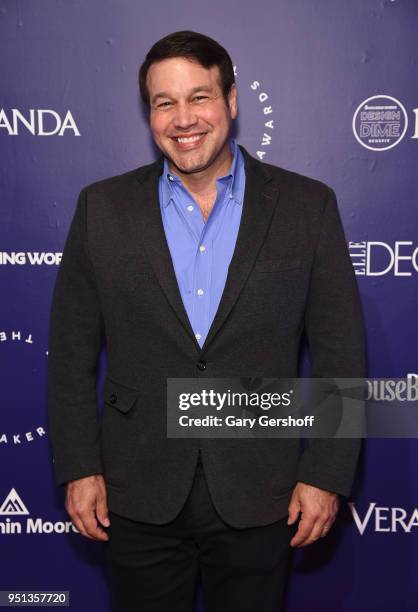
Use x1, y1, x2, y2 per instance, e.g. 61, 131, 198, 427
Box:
147, 58, 221, 94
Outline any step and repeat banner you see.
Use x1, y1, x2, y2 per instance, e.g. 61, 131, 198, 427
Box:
1, 0, 417, 610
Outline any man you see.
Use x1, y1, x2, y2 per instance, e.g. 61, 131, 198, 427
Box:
48, 31, 365, 611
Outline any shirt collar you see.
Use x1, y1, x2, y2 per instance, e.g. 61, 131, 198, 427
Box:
160, 139, 243, 208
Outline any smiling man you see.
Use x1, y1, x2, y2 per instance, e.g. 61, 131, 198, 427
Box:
148, 56, 235, 172
48, 31, 366, 612
145, 43, 239, 228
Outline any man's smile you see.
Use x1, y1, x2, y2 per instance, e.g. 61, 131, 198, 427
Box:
170, 132, 208, 150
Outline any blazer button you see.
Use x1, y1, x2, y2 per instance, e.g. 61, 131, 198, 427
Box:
109, 394, 117, 404
197, 360, 206, 371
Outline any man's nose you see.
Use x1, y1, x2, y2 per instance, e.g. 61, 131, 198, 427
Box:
173, 102, 198, 129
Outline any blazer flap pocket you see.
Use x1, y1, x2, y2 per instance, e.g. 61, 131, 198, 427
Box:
102, 377, 140, 414
253, 258, 301, 273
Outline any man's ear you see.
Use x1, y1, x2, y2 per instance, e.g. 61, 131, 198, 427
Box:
228, 83, 238, 119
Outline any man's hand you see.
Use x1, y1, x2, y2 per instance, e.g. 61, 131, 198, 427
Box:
287, 482, 339, 548
65, 474, 110, 541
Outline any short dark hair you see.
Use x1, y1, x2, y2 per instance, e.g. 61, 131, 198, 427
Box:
139, 30, 235, 107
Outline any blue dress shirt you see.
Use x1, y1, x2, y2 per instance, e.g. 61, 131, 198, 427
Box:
158, 140, 246, 347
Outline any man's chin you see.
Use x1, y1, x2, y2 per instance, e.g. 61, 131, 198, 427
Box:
176, 164, 207, 175
168, 157, 209, 176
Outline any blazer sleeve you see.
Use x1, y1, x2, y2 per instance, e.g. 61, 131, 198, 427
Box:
297, 186, 366, 497
47, 187, 104, 486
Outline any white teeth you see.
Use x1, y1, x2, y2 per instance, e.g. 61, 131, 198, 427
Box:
176, 134, 203, 143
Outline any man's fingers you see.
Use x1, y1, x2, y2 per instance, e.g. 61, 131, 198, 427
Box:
74, 508, 109, 541
287, 508, 300, 525
287, 496, 301, 525
66, 511, 94, 540
320, 512, 337, 538
301, 520, 327, 547
96, 496, 110, 528
290, 515, 316, 547
291, 513, 336, 547
288, 483, 340, 547
65, 475, 109, 541
67, 498, 109, 541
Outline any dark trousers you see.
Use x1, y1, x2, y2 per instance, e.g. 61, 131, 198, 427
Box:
105, 454, 294, 612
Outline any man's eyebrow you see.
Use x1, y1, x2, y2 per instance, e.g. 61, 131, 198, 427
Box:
151, 85, 215, 104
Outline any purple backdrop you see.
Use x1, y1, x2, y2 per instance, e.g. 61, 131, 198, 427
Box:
1, 0, 417, 610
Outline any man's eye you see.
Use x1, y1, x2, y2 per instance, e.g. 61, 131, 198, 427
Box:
157, 101, 173, 109
192, 96, 208, 103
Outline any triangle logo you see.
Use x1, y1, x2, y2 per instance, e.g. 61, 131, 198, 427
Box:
0, 488, 29, 515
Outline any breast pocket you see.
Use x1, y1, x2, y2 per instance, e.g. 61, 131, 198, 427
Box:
238, 258, 302, 317
100, 377, 141, 489
252, 258, 301, 274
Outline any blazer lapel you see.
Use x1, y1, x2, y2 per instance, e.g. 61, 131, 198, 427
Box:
201, 147, 280, 351
135, 158, 200, 348
133, 146, 281, 354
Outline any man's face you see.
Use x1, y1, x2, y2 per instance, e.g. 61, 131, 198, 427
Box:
147, 57, 237, 176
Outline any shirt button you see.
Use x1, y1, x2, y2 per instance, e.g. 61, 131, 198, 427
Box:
168, 175, 174, 182
187, 205, 194, 212
197, 360, 206, 371
195, 333, 202, 340
197, 288, 204, 296
199, 245, 206, 252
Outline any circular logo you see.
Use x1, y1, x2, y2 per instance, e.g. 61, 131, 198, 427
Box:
0, 328, 47, 449
352, 95, 408, 151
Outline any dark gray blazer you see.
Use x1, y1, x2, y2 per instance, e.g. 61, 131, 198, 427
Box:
47, 146, 366, 528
